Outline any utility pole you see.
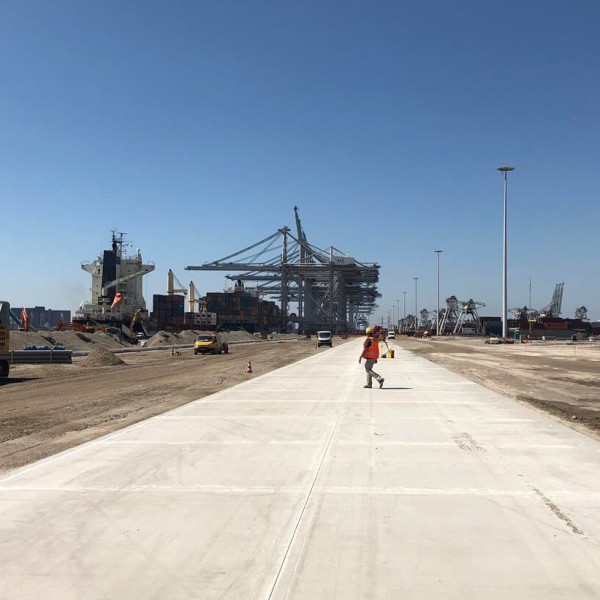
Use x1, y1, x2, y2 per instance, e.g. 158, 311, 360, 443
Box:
396, 299, 400, 330
403, 291, 407, 318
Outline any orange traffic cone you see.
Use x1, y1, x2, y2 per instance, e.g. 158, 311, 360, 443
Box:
245, 361, 253, 374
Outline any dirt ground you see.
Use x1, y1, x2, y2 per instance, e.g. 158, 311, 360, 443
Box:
396, 336, 600, 437
0, 339, 335, 475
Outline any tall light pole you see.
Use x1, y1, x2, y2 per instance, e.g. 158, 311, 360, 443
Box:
413, 277, 419, 331
497, 166, 515, 339
435, 250, 443, 335
403, 291, 407, 318
396, 299, 400, 330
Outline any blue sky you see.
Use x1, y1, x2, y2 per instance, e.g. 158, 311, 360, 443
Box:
1, 0, 598, 322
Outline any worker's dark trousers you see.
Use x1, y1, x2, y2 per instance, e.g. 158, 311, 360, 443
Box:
364, 359, 383, 387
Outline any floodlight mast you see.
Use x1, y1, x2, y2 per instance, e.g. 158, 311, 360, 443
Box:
435, 250, 443, 335
497, 166, 515, 339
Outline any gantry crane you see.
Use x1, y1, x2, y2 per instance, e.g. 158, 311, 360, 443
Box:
419, 309, 433, 331
185, 208, 380, 332
539, 283, 564, 318
509, 306, 539, 320
454, 299, 486, 335
438, 296, 461, 334
399, 314, 417, 333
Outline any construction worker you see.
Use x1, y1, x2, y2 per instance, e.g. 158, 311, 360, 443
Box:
358, 326, 385, 389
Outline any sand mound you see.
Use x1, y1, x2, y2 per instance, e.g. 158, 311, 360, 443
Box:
139, 329, 264, 348
9, 330, 131, 351
9, 331, 56, 350
221, 330, 258, 343
146, 331, 178, 347
178, 330, 200, 344
80, 347, 125, 367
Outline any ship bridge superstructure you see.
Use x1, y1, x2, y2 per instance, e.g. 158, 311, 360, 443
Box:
77, 232, 155, 323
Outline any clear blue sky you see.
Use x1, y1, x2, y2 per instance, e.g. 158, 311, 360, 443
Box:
1, 0, 598, 322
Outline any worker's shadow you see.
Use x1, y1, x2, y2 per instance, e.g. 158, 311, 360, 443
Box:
380, 387, 412, 390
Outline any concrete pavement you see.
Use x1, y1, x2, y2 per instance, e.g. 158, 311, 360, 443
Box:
1, 340, 599, 599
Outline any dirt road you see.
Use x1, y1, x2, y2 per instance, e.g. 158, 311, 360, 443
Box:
396, 336, 600, 436
0, 340, 331, 474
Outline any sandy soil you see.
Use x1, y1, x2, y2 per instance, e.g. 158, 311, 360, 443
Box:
0, 339, 335, 474
396, 336, 600, 437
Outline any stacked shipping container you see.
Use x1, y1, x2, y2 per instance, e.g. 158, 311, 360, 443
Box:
151, 294, 185, 329
184, 311, 217, 327
151, 291, 283, 332
205, 291, 282, 332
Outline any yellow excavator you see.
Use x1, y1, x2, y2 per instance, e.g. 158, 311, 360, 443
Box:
126, 308, 148, 343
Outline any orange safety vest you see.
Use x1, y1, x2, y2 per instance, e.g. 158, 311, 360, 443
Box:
363, 335, 379, 359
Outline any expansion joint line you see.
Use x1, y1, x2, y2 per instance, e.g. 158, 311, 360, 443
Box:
266, 372, 355, 600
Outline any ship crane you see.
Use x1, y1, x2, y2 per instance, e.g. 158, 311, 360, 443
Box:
101, 265, 155, 297
188, 281, 207, 314
167, 270, 188, 296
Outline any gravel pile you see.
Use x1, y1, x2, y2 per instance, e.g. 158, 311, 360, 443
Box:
10, 330, 130, 351
178, 330, 200, 344
221, 330, 259, 343
144, 330, 259, 347
9, 331, 54, 350
145, 331, 177, 347
79, 347, 125, 367
11, 328, 268, 352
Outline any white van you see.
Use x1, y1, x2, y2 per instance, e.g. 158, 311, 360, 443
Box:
317, 330, 333, 348
387, 331, 396, 340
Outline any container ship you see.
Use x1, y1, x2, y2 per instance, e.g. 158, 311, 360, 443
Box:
74, 232, 155, 329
